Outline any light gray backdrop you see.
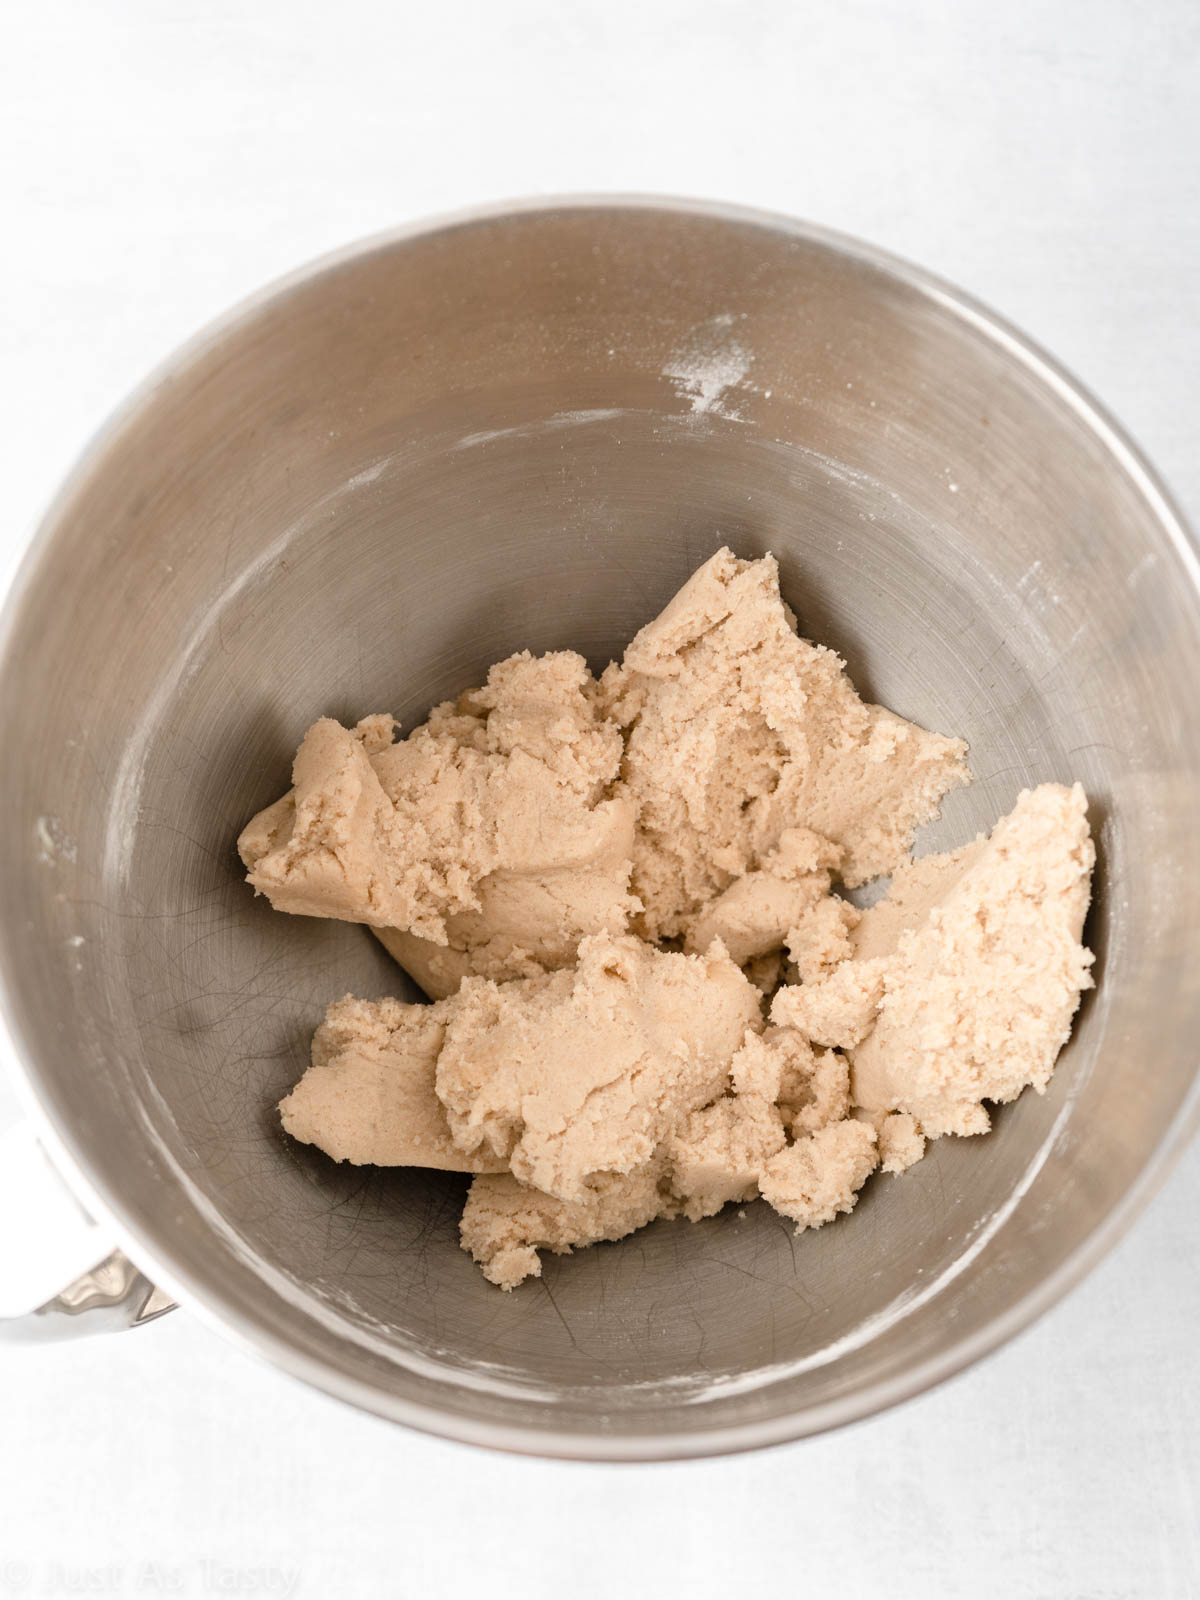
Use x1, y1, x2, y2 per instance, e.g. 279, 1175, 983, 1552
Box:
1, 3, 1197, 1596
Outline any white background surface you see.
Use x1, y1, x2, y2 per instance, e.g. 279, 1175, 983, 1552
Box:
2, 3, 1199, 1595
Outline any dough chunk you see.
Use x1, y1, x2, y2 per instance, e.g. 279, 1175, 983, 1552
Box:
279, 994, 504, 1172
373, 790, 636, 999
850, 783, 1095, 1137
665, 1094, 786, 1221
728, 1027, 793, 1101
759, 1121, 879, 1231
600, 548, 968, 938
780, 1045, 853, 1138
729, 1027, 850, 1135
786, 894, 861, 982
247, 548, 1096, 1290
877, 1111, 926, 1174
435, 933, 763, 1201
239, 652, 637, 984
683, 827, 841, 967
459, 1166, 672, 1290
851, 839, 987, 961
771, 958, 888, 1049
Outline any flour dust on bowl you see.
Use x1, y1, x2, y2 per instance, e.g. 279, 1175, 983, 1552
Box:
0, 199, 1198, 1459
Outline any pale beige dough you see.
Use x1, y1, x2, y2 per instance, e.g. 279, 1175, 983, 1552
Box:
279, 994, 504, 1172
781, 1046, 853, 1138
758, 1121, 879, 1231
255, 550, 1099, 1291
848, 782, 1094, 1137
729, 1027, 851, 1136
458, 1030, 860, 1285
459, 1165, 674, 1290
876, 1111, 926, 1174
372, 790, 636, 999
435, 932, 763, 1201
600, 548, 969, 939
457, 783, 1093, 1283
771, 957, 888, 1049
665, 1093, 787, 1222
660, 1027, 855, 1234
727, 1026, 795, 1101
682, 827, 841, 967
459, 1068, 872, 1284
851, 838, 988, 961
239, 651, 637, 987
786, 894, 861, 982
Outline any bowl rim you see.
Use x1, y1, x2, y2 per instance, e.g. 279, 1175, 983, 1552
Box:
3, 192, 1199, 1462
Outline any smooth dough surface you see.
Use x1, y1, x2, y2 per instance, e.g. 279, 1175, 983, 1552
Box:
279, 994, 504, 1172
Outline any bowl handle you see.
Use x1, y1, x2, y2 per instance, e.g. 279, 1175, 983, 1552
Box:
0, 1122, 175, 1341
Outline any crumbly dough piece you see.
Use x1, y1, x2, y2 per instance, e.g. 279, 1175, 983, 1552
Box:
771, 958, 888, 1049
781, 1046, 853, 1138
759, 1121, 879, 1231
728, 1027, 793, 1101
665, 1094, 786, 1221
850, 783, 1094, 1137
279, 994, 504, 1172
459, 1165, 673, 1290
600, 548, 969, 938
683, 827, 841, 967
435, 933, 763, 1201
876, 1111, 926, 1174
729, 1027, 850, 1136
786, 894, 861, 982
239, 652, 637, 981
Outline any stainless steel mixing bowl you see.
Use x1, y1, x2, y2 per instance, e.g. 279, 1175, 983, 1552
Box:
2, 198, 1198, 1459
